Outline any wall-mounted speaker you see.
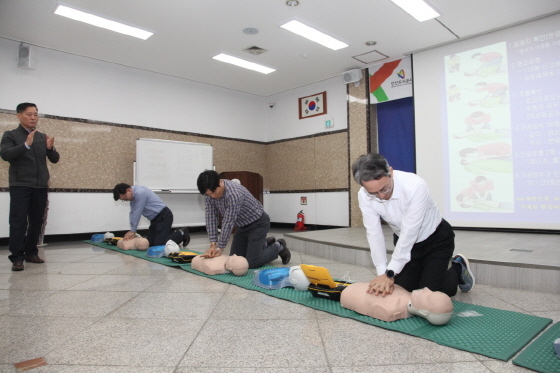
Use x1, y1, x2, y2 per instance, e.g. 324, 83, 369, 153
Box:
18, 44, 37, 70
342, 69, 363, 84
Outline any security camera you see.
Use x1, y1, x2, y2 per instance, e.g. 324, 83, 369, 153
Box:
269, 103, 275, 108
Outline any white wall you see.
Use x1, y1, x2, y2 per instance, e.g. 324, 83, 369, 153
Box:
0, 38, 266, 142
264, 77, 348, 141
0, 192, 206, 237
0, 37, 351, 238
264, 192, 349, 227
261, 77, 349, 226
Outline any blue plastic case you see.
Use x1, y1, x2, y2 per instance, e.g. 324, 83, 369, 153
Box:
91, 234, 104, 242
253, 267, 293, 289
146, 245, 166, 258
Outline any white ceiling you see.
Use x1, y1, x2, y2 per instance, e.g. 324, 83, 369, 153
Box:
1, 0, 559, 97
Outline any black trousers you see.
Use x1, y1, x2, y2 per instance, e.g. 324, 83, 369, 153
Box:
148, 207, 182, 247
8, 186, 48, 263
393, 219, 459, 297
230, 212, 279, 269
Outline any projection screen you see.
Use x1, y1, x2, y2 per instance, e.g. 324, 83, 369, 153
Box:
414, 13, 559, 230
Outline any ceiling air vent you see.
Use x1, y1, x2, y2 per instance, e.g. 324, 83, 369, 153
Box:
243, 46, 268, 56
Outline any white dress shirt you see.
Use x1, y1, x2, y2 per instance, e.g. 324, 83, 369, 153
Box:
358, 170, 442, 276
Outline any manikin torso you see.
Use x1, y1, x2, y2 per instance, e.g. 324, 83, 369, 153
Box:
340, 283, 412, 322
340, 283, 454, 324
191, 254, 249, 276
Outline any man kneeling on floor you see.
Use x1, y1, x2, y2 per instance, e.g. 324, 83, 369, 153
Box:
113, 183, 190, 247
196, 170, 290, 269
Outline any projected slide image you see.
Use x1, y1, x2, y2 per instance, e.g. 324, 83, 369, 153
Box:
455, 175, 514, 212
446, 42, 514, 214
415, 14, 560, 229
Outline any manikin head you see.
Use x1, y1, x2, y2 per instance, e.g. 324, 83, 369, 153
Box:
225, 255, 249, 276
408, 287, 454, 325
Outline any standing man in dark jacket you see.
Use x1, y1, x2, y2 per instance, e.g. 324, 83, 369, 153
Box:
1, 103, 60, 271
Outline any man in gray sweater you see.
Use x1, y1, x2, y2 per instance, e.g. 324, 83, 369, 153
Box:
1, 103, 60, 271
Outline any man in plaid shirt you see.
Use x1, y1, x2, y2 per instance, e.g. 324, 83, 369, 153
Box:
197, 170, 291, 269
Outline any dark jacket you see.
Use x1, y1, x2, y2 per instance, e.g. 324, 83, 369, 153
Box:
1, 125, 60, 188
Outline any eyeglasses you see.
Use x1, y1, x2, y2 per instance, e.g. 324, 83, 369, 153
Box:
365, 178, 393, 197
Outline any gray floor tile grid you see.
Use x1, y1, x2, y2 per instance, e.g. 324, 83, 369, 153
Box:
0, 228, 559, 372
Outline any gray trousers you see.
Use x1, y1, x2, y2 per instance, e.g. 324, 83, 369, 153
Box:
230, 211, 280, 269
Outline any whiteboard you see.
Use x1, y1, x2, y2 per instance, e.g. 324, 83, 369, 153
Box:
135, 138, 213, 192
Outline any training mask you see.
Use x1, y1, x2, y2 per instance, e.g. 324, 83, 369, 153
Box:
164, 240, 180, 256
289, 265, 310, 291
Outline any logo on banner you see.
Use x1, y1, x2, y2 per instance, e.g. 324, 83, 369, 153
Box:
369, 57, 413, 103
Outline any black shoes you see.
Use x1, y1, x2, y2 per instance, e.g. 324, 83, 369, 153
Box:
12, 255, 44, 271
25, 255, 45, 263
277, 239, 291, 265
266, 236, 276, 246
182, 228, 191, 247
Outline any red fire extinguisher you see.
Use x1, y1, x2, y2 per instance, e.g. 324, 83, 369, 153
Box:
294, 210, 307, 231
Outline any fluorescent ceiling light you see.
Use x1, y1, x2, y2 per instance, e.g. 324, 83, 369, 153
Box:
54, 4, 153, 40
213, 54, 275, 74
390, 0, 440, 22
280, 20, 348, 50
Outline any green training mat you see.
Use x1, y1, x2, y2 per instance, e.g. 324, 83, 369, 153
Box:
85, 239, 552, 361
180, 264, 551, 361
513, 321, 560, 373
85, 240, 201, 267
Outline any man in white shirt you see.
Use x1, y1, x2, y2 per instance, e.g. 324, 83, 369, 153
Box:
352, 153, 475, 298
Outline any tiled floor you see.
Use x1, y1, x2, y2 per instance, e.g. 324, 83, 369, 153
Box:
0, 228, 559, 372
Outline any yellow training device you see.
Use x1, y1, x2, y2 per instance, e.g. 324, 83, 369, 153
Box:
299, 264, 353, 301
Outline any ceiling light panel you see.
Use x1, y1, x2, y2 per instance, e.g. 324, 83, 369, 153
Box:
54, 5, 153, 40
390, 0, 440, 22
213, 54, 275, 74
280, 20, 348, 50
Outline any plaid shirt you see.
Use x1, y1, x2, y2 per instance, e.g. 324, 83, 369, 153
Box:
205, 179, 264, 249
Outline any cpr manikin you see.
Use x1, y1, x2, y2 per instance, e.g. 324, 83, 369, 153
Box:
191, 254, 249, 276
117, 237, 150, 251
340, 284, 453, 325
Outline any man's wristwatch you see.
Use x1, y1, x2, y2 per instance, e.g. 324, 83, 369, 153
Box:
385, 269, 395, 279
